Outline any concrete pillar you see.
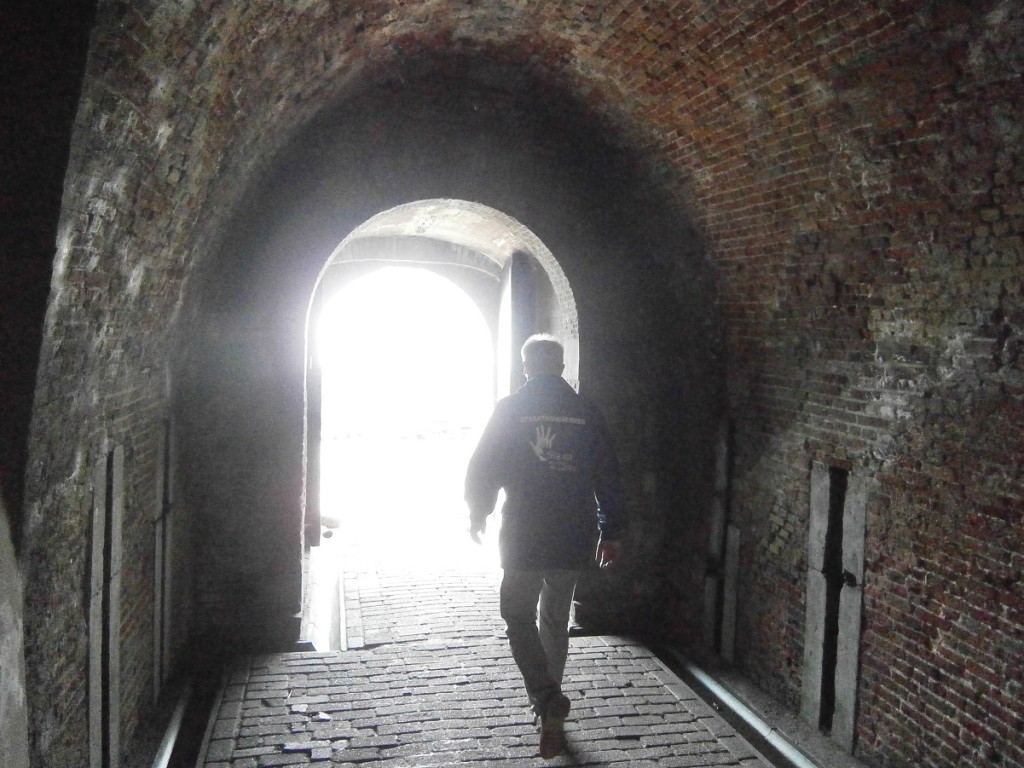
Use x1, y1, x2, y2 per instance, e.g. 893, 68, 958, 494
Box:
703, 422, 730, 651
721, 525, 740, 664
0, 498, 30, 768
89, 455, 107, 768
107, 446, 124, 768
801, 465, 830, 725
153, 421, 173, 699
834, 475, 867, 752
89, 445, 123, 768
800, 569, 828, 724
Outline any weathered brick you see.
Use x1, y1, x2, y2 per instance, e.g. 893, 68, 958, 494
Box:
12, 4, 1024, 768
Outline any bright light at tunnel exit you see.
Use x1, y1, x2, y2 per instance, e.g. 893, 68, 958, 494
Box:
318, 267, 493, 434
315, 266, 499, 571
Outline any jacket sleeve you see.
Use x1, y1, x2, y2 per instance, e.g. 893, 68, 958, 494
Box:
589, 406, 627, 540
464, 401, 511, 524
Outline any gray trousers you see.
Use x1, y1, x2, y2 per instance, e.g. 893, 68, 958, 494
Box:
499, 569, 578, 710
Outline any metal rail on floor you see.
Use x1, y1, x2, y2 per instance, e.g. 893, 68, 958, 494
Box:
151, 678, 192, 768
661, 648, 819, 768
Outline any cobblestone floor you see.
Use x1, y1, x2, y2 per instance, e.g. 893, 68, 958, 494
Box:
200, 569, 773, 767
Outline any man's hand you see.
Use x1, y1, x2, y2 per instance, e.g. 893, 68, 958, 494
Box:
596, 539, 622, 568
469, 516, 487, 544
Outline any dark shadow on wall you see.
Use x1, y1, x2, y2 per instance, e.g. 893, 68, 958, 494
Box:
173, 49, 723, 654
0, 0, 97, 547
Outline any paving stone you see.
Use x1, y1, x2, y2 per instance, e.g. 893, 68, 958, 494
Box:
204, 739, 235, 761
256, 753, 309, 767
197, 569, 773, 767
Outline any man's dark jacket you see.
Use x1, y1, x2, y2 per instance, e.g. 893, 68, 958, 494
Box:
465, 375, 625, 570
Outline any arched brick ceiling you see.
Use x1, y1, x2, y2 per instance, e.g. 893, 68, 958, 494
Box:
76, 1, 874, 312
44, 2, 1013, 447
62, 0, 1010, 340
23, 6, 1024, 767
66, 1, 973, 352
42, 1, 951, 479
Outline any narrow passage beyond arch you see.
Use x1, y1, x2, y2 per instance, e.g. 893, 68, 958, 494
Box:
304, 266, 500, 650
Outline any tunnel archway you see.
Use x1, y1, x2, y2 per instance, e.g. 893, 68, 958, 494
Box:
300, 199, 583, 648
177, 60, 718, 658
303, 200, 582, 544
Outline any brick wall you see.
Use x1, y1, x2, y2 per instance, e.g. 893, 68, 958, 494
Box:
682, 4, 1024, 766
18, 2, 191, 763
17, 2, 1023, 767
0, 0, 95, 542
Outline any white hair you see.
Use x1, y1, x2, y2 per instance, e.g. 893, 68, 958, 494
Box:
521, 334, 564, 374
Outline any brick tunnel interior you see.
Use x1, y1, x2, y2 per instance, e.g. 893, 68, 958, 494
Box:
2, 3, 1022, 768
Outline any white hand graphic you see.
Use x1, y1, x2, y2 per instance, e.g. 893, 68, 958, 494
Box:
530, 426, 556, 460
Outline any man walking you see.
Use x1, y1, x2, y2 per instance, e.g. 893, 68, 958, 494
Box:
465, 334, 626, 759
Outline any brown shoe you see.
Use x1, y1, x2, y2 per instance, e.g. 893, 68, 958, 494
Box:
539, 691, 571, 759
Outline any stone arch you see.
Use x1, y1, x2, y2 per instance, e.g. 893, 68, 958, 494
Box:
318, 199, 579, 370
173, 51, 717, 659
302, 198, 582, 544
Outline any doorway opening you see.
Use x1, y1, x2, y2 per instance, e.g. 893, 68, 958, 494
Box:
801, 464, 867, 752
300, 199, 580, 650
302, 266, 502, 650
318, 265, 498, 571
